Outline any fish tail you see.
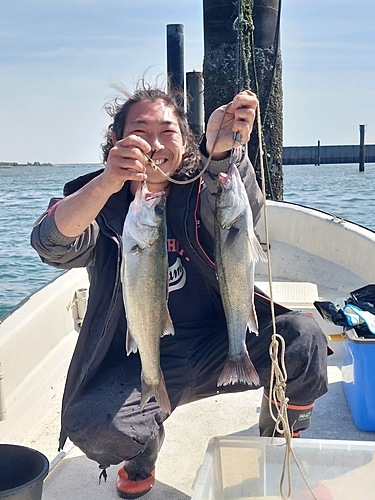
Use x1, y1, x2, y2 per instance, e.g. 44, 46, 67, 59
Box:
217, 352, 260, 387
140, 371, 171, 415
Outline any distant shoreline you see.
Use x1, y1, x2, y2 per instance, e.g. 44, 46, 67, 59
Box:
0, 162, 53, 168
0, 162, 102, 168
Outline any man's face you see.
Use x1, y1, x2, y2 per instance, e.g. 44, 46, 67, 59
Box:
122, 99, 186, 190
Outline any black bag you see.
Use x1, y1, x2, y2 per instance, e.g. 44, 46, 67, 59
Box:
347, 284, 375, 316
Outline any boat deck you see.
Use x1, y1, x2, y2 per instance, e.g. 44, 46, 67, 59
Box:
2, 203, 375, 498
38, 290, 375, 499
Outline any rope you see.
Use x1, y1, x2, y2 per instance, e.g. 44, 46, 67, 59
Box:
234, 1, 315, 497
233, 0, 253, 93
255, 92, 291, 500
252, 5, 317, 497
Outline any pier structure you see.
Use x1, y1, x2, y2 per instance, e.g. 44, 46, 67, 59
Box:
283, 144, 375, 165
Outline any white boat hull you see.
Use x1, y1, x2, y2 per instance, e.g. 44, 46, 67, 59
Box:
0, 268, 89, 453
1, 201, 375, 498
256, 201, 375, 300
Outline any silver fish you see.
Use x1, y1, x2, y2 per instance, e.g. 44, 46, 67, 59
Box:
215, 163, 267, 387
121, 182, 174, 414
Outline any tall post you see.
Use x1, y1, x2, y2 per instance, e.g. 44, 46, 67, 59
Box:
203, 0, 283, 200
359, 124, 365, 172
316, 140, 321, 166
186, 71, 204, 137
167, 24, 185, 98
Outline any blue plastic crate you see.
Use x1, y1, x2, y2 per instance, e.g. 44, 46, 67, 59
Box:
342, 328, 375, 431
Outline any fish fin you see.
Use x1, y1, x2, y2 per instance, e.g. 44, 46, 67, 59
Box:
223, 226, 240, 251
247, 304, 259, 336
126, 328, 138, 355
162, 307, 175, 337
140, 370, 171, 415
247, 232, 268, 263
217, 352, 260, 387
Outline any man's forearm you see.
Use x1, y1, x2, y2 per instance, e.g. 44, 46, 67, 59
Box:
54, 174, 113, 238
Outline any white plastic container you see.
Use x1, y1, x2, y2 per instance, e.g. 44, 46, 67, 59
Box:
192, 436, 375, 500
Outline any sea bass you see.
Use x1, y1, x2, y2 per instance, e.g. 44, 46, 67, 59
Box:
121, 182, 174, 414
215, 163, 267, 387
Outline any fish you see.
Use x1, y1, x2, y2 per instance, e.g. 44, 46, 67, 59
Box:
215, 163, 267, 387
121, 181, 174, 414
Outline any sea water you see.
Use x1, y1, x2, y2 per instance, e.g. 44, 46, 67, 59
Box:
0, 163, 374, 320
0, 164, 99, 319
283, 163, 375, 230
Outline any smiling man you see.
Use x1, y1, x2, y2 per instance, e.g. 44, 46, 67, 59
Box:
31, 82, 328, 499
120, 99, 187, 192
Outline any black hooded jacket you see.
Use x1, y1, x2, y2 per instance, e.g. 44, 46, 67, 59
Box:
31, 147, 279, 449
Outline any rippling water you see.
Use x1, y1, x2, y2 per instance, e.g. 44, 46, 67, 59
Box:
0, 164, 98, 319
0, 162, 374, 320
283, 163, 375, 231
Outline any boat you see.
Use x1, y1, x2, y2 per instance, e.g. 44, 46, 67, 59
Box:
1, 200, 375, 499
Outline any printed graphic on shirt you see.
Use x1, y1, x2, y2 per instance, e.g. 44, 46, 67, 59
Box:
168, 238, 188, 293
167, 231, 216, 323
169, 257, 186, 292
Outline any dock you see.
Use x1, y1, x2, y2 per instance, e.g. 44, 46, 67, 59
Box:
283, 144, 375, 165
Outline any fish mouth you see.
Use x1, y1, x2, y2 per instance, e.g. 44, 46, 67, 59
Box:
144, 189, 165, 200
218, 172, 232, 190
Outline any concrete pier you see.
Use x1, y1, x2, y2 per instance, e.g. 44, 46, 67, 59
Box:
283, 144, 375, 165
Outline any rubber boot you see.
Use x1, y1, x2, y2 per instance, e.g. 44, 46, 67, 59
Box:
124, 425, 164, 480
116, 425, 165, 499
259, 392, 314, 437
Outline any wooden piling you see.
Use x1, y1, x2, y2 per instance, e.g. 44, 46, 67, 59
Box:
186, 71, 204, 137
359, 124, 365, 172
315, 140, 321, 166
167, 24, 185, 96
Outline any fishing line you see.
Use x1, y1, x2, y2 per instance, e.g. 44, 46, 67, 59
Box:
144, 102, 234, 186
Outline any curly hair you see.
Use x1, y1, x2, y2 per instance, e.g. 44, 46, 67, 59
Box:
101, 81, 201, 180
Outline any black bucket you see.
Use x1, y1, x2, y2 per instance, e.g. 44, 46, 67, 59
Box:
0, 444, 49, 500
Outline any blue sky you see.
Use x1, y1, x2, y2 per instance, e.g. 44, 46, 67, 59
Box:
1, 0, 374, 164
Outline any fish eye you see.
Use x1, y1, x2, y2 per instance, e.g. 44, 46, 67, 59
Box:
155, 205, 164, 215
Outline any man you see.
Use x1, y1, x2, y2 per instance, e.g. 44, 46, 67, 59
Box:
31, 84, 328, 499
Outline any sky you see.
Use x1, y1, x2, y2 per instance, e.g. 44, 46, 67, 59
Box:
1, 0, 374, 164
